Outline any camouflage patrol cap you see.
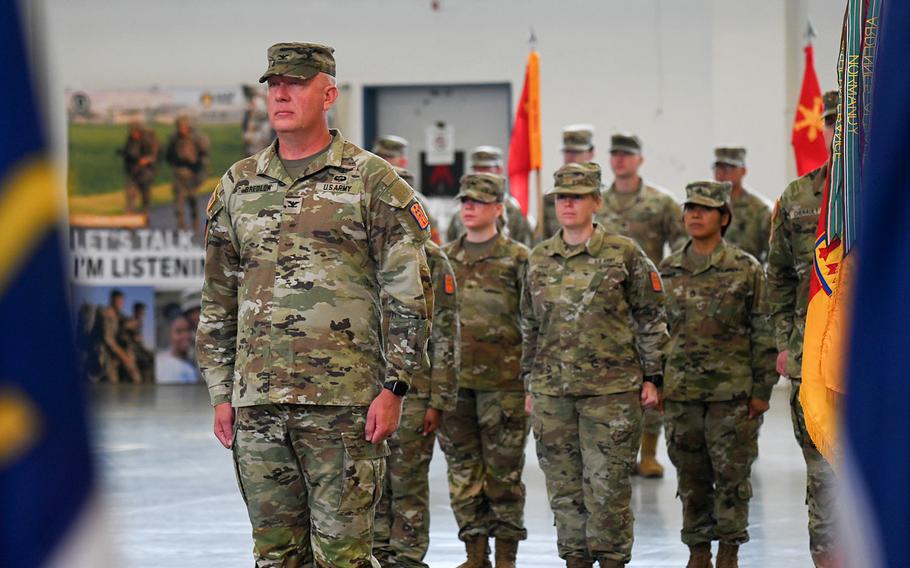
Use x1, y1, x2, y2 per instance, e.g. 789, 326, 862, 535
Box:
685, 180, 732, 209
610, 132, 642, 155
393, 166, 416, 188
562, 124, 595, 152
822, 90, 839, 119
549, 162, 603, 196
714, 147, 746, 168
455, 173, 506, 203
259, 42, 336, 83
372, 135, 408, 158
469, 145, 504, 168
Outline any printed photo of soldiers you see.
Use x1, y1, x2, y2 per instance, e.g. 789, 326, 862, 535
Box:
164, 116, 209, 232
120, 120, 159, 216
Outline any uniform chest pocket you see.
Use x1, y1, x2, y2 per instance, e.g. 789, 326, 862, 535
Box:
709, 276, 751, 328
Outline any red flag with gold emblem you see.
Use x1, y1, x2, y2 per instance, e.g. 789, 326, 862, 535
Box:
792, 44, 828, 176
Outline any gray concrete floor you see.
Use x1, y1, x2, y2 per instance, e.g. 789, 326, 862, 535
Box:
92, 383, 814, 567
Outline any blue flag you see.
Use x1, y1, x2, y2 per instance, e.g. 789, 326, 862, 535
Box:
845, 1, 910, 566
0, 1, 95, 566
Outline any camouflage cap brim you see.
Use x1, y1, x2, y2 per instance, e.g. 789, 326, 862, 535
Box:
610, 144, 641, 155
456, 189, 501, 203
714, 158, 745, 168
562, 143, 594, 152
548, 185, 600, 197
471, 158, 503, 168
259, 63, 322, 83
685, 195, 726, 208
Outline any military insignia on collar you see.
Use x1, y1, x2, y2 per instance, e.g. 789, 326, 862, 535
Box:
444, 273, 456, 295
409, 201, 430, 231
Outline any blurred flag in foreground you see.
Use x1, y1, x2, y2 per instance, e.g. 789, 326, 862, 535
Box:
0, 1, 108, 566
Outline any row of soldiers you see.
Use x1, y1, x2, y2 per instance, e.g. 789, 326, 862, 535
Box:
368, 96, 836, 568
76, 290, 153, 384
121, 116, 210, 230
197, 42, 834, 568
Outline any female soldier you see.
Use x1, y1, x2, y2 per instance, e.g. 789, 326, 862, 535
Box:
439, 173, 530, 568
521, 162, 667, 568
658, 181, 776, 568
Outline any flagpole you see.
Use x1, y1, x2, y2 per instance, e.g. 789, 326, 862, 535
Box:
528, 28, 544, 240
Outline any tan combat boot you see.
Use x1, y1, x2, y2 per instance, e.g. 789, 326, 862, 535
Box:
686, 543, 713, 568
638, 432, 665, 478
456, 536, 492, 568
565, 556, 593, 568
494, 539, 519, 568
715, 543, 738, 568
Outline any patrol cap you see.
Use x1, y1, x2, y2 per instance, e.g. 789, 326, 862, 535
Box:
455, 173, 506, 203
548, 162, 603, 196
393, 166, 416, 188
610, 132, 642, 155
259, 42, 336, 83
372, 135, 408, 158
714, 147, 746, 168
180, 288, 201, 313
684, 180, 732, 209
469, 145, 504, 169
822, 90, 839, 119
562, 124, 595, 152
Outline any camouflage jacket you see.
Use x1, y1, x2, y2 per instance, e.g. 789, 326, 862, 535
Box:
725, 188, 772, 263
197, 130, 432, 407
766, 164, 826, 378
659, 240, 777, 402
596, 180, 687, 264
420, 241, 460, 411
521, 224, 668, 396
443, 233, 528, 392
446, 197, 535, 248
166, 131, 208, 171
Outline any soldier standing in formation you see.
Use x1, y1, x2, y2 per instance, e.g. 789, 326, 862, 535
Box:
522, 162, 667, 568
373, 237, 460, 567
165, 116, 209, 231
659, 181, 776, 568
540, 125, 597, 239
711, 147, 772, 262
439, 173, 530, 568
766, 90, 840, 568
446, 146, 535, 247
122, 121, 159, 216
594, 132, 686, 479
197, 42, 432, 567
373, 134, 410, 168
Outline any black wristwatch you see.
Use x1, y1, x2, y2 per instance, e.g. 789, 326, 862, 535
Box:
383, 380, 409, 397
643, 375, 664, 389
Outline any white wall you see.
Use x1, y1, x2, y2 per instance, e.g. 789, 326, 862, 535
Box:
39, 0, 845, 207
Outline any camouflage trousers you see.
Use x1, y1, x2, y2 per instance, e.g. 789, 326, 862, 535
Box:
437, 388, 528, 542
125, 174, 152, 214
232, 404, 388, 568
373, 397, 436, 567
664, 399, 761, 546
531, 391, 642, 564
172, 167, 200, 230
642, 407, 663, 436
790, 380, 836, 559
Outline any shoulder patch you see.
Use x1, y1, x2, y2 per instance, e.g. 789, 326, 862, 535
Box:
378, 170, 415, 209
409, 201, 431, 230
206, 187, 222, 219
650, 271, 663, 292
444, 272, 456, 295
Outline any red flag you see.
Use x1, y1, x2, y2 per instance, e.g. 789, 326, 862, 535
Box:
791, 44, 828, 176
508, 51, 540, 214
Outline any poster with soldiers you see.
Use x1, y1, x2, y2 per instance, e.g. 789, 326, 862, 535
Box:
65, 85, 259, 384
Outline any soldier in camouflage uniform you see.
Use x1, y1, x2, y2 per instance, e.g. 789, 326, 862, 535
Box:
438, 173, 529, 568
659, 181, 776, 568
373, 134, 410, 169
373, 239, 460, 568
595, 132, 686, 479
522, 162, 667, 568
766, 90, 839, 568
165, 116, 209, 231
540, 125, 596, 239
121, 121, 159, 216
99, 289, 141, 384
446, 146, 535, 247
196, 42, 432, 568
712, 147, 772, 262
